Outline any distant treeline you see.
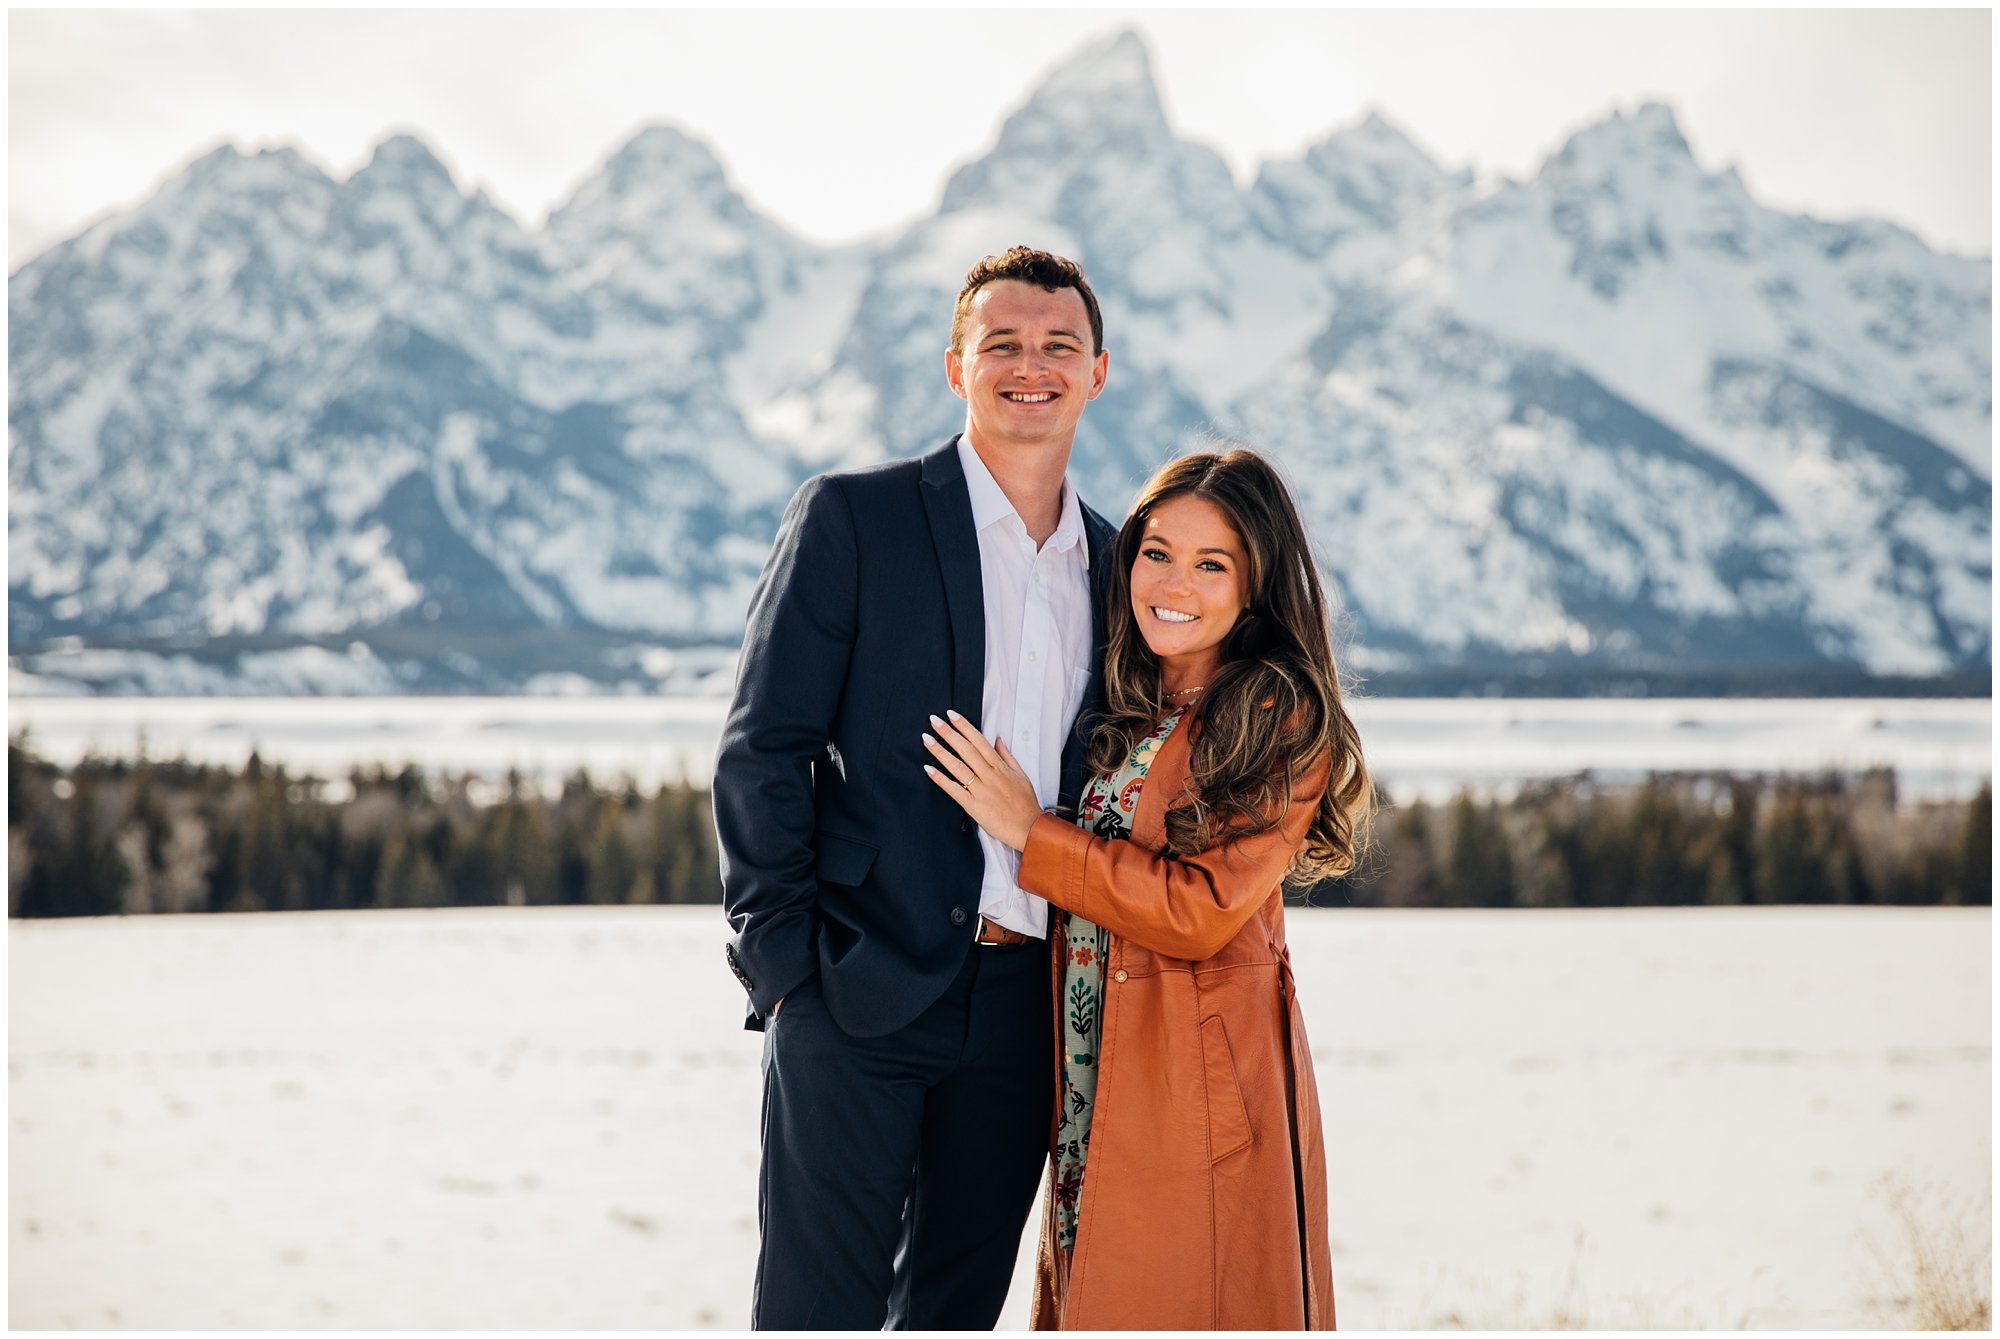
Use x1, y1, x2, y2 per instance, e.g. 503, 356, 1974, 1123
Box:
7, 736, 1990, 918
8, 738, 717, 918
1314, 771, 1989, 909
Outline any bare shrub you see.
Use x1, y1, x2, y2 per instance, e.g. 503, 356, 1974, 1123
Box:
1866, 1173, 1992, 1330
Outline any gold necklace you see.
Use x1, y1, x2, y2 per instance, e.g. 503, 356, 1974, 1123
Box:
1163, 684, 1206, 699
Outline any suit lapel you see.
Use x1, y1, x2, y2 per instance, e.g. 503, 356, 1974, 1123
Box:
1059, 503, 1121, 813
920, 438, 986, 719
1082, 504, 1117, 698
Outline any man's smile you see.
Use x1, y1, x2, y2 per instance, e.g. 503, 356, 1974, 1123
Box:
1001, 390, 1056, 403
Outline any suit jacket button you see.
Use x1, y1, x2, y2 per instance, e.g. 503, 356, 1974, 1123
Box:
961, 817, 973, 835
1113, 969, 1128, 983
949, 907, 969, 927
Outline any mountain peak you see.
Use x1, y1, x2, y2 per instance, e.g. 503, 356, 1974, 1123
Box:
175, 141, 329, 190
936, 27, 1183, 220
353, 132, 458, 189
1306, 108, 1450, 179
596, 123, 730, 196
1632, 100, 1687, 141
1003, 27, 1170, 144
1032, 27, 1155, 103
544, 122, 754, 250
185, 141, 247, 176
1250, 108, 1463, 250
1549, 100, 1697, 176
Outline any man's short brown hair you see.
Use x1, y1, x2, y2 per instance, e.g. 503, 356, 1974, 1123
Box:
950, 246, 1104, 355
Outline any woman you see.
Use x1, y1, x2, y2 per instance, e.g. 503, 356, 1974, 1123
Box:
922, 448, 1372, 1330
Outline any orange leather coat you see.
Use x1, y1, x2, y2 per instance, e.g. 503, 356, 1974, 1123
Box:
1016, 721, 1335, 1330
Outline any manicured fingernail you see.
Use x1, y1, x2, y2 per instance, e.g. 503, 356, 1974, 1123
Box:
946, 709, 964, 722
929, 714, 945, 728
922, 733, 937, 748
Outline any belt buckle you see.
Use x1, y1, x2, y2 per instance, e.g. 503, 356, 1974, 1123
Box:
976, 915, 1028, 947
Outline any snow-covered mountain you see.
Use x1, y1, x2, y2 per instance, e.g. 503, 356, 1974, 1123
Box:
10, 29, 1990, 694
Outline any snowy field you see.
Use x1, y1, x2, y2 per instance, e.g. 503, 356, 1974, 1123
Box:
8, 695, 1991, 802
9, 906, 1988, 1329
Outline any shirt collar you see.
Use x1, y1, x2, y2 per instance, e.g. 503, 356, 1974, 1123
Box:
956, 436, 1090, 567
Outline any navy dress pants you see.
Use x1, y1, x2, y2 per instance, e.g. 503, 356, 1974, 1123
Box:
753, 940, 1053, 1330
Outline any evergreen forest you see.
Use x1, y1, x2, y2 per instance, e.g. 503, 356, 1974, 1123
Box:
8, 736, 1990, 918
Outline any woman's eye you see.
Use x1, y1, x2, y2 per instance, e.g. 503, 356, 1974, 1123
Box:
1198, 560, 1226, 574
1142, 548, 1169, 562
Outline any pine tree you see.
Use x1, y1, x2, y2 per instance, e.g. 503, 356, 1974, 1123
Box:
377, 829, 446, 909
587, 806, 639, 906
1442, 794, 1515, 907
59, 773, 128, 917
1958, 785, 1992, 906
1755, 789, 1821, 904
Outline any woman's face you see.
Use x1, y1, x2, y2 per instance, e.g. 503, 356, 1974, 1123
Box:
1129, 494, 1253, 681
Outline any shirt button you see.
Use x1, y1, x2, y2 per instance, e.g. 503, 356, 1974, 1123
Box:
949, 907, 969, 927
1113, 969, 1128, 983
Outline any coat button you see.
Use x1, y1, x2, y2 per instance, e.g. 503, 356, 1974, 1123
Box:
1113, 969, 1128, 983
949, 907, 969, 927
961, 817, 973, 835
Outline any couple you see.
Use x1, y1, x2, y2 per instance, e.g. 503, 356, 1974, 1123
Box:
716, 247, 1371, 1330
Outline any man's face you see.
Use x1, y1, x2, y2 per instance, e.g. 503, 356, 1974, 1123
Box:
946, 279, 1108, 455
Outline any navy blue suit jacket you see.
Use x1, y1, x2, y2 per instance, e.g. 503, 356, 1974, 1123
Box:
716, 437, 1116, 1038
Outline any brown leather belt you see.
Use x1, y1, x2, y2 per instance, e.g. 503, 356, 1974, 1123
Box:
975, 915, 1032, 947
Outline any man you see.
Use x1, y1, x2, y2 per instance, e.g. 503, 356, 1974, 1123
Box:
715, 247, 1116, 1329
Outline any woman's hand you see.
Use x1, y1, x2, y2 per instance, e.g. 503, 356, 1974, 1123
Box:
922, 710, 1043, 852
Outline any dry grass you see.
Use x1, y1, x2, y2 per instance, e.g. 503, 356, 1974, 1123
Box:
1410, 1231, 1749, 1330
1865, 1173, 1993, 1330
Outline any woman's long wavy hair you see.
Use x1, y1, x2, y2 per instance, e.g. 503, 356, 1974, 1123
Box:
1088, 448, 1372, 880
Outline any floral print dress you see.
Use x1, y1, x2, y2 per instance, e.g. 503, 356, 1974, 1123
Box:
1052, 704, 1189, 1251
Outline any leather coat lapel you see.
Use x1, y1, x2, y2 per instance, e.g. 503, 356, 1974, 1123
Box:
1128, 713, 1193, 852
920, 438, 985, 719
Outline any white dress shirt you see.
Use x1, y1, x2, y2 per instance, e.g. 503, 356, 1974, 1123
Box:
957, 436, 1094, 940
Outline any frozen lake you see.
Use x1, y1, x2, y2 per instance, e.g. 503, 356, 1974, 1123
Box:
7, 695, 1991, 802
8, 906, 1989, 1329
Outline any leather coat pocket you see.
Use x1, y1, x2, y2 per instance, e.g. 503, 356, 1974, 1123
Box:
1200, 1014, 1253, 1163
815, 832, 878, 888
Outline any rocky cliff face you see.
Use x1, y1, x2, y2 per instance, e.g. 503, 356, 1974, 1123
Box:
10, 30, 1988, 693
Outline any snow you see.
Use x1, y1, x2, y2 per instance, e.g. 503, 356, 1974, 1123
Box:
1119, 234, 1329, 407
231, 647, 407, 696
3, 647, 407, 699
6, 33, 1989, 684
30, 375, 120, 502
8, 905, 1986, 1329
724, 247, 869, 411
5, 696, 1988, 804
1250, 110, 1467, 259
1438, 111, 1990, 481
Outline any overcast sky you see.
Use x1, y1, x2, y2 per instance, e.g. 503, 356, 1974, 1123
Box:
8, 8, 1992, 270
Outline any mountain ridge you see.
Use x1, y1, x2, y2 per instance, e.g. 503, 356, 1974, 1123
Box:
9, 29, 1989, 695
